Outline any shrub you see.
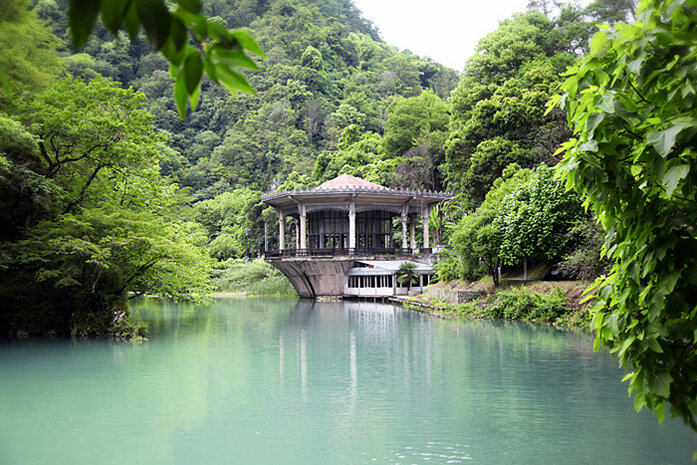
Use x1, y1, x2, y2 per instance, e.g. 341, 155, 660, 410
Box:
488, 288, 567, 322
212, 259, 295, 296
433, 256, 461, 282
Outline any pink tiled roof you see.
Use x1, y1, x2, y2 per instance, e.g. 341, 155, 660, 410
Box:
314, 174, 387, 191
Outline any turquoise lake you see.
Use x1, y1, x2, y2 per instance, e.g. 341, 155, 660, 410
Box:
0, 297, 694, 464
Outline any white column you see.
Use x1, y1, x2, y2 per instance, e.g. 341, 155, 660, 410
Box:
295, 220, 299, 249
410, 217, 416, 249
299, 203, 307, 250
264, 222, 268, 253
401, 204, 408, 249
348, 196, 356, 250
422, 206, 431, 248
278, 210, 285, 251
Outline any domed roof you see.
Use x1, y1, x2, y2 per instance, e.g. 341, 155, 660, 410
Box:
314, 174, 386, 191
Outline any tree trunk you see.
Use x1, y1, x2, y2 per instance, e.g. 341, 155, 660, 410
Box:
491, 262, 500, 287
523, 256, 528, 282
264, 222, 268, 254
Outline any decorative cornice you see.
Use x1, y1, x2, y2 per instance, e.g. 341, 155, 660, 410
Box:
261, 186, 453, 202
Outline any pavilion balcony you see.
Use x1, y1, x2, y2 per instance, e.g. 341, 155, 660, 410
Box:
265, 247, 434, 258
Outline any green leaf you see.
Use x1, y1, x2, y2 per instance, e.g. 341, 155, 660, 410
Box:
231, 31, 266, 58
579, 140, 598, 152
655, 401, 665, 424
175, 10, 207, 37
648, 371, 672, 398
68, 0, 101, 48
100, 0, 130, 35
0, 69, 9, 92
590, 31, 608, 55
646, 125, 684, 157
203, 54, 218, 83
184, 49, 203, 94
162, 41, 186, 67
585, 112, 605, 132
599, 92, 615, 114
137, 0, 172, 51
207, 22, 234, 43
169, 17, 188, 51
174, 71, 188, 119
190, 83, 200, 111
211, 48, 260, 70
215, 65, 256, 94
123, 0, 140, 39
169, 62, 179, 80
607, 312, 619, 336
662, 164, 689, 196
660, 271, 680, 294
627, 55, 644, 75
175, 0, 201, 14
633, 393, 645, 412
646, 336, 663, 353
616, 334, 635, 358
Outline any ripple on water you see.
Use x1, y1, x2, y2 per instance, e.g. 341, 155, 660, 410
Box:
363, 442, 472, 464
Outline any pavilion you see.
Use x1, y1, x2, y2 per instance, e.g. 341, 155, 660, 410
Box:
261, 174, 452, 298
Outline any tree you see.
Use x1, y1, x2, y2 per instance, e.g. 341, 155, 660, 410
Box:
2, 0, 266, 117
5, 205, 213, 334
383, 90, 449, 158
11, 77, 164, 215
449, 164, 534, 285
396, 262, 419, 291
312, 126, 390, 185
0, 0, 64, 93
554, 0, 697, 434
494, 165, 584, 280
193, 189, 264, 260
0, 77, 214, 336
446, 59, 572, 204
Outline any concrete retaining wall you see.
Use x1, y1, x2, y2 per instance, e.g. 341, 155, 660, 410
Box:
426, 288, 483, 304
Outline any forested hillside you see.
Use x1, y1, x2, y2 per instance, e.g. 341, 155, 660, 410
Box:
34, 0, 458, 196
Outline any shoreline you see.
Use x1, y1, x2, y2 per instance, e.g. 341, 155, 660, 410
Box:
390, 280, 593, 330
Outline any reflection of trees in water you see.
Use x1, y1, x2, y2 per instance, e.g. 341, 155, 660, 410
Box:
130, 296, 298, 337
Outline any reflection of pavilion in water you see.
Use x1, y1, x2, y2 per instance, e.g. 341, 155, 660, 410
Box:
278, 300, 435, 407
262, 174, 452, 298
288, 299, 400, 333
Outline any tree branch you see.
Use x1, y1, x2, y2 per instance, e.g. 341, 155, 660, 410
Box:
63, 162, 104, 214
118, 255, 165, 295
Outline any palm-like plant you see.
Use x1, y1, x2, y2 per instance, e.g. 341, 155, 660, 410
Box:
396, 262, 418, 291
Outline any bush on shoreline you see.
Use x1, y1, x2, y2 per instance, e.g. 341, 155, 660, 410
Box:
212, 259, 296, 296
407, 281, 592, 329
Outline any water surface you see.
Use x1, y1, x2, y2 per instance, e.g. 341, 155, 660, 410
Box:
1, 297, 694, 464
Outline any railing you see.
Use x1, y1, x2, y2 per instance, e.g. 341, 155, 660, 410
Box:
265, 247, 435, 258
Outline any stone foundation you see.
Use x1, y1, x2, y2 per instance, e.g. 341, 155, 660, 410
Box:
426, 288, 484, 304
267, 257, 354, 298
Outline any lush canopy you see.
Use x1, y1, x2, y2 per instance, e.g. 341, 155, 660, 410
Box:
555, 0, 697, 432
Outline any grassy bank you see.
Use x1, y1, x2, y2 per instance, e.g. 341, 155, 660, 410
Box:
404, 279, 593, 329
212, 259, 296, 296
